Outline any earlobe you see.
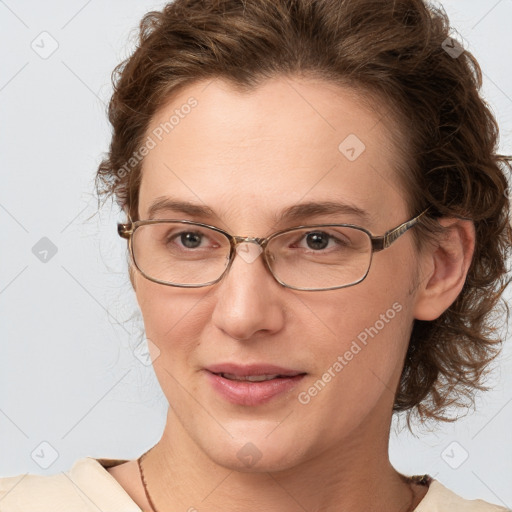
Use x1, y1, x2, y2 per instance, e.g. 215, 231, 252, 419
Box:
413, 218, 475, 321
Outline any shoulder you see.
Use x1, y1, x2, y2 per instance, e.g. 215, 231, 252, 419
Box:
416, 478, 510, 512
0, 457, 141, 511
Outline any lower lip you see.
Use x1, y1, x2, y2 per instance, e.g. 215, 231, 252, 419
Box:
206, 371, 306, 406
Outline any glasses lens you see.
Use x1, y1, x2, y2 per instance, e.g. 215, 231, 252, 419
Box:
267, 225, 372, 290
132, 222, 231, 285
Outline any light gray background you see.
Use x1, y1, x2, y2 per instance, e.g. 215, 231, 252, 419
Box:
1, 0, 511, 507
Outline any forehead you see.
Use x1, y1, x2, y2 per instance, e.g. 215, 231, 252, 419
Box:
138, 76, 408, 229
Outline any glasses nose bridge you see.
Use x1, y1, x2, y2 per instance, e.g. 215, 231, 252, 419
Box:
231, 235, 267, 248
228, 236, 273, 270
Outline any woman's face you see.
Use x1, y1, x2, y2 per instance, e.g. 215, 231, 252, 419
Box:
134, 76, 421, 470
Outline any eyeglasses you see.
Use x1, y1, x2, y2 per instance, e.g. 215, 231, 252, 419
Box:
117, 210, 428, 291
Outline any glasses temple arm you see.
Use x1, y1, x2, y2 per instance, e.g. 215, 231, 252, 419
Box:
370, 210, 428, 252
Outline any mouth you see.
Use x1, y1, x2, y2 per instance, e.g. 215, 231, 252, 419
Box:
206, 362, 305, 376
214, 373, 299, 382
205, 363, 307, 406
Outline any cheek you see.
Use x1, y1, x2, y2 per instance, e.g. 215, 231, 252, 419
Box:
135, 278, 208, 356
134, 279, 214, 409
293, 290, 412, 439
307, 286, 410, 376
300, 254, 415, 397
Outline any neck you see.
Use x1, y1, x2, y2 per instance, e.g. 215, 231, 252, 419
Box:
140, 408, 419, 512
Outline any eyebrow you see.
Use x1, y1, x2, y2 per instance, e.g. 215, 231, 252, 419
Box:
275, 201, 371, 225
147, 197, 215, 220
146, 197, 371, 225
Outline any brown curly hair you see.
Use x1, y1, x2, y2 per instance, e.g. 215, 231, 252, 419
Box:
96, 0, 511, 425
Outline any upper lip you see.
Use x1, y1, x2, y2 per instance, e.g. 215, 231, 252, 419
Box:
206, 363, 306, 377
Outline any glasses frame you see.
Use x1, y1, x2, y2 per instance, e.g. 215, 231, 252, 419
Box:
118, 209, 428, 291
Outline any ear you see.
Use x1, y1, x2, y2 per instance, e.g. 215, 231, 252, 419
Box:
413, 218, 475, 321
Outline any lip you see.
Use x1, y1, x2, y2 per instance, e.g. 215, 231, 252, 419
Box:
206, 363, 304, 377
205, 363, 307, 406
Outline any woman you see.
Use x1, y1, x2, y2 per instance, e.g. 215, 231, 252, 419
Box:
1, 0, 510, 510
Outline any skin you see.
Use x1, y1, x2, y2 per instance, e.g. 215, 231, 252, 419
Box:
107, 76, 475, 512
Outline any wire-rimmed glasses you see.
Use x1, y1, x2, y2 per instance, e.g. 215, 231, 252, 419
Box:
117, 210, 428, 291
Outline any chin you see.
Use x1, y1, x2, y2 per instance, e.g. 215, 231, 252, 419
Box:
196, 428, 311, 473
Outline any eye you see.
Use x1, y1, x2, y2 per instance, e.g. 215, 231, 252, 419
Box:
178, 231, 204, 249
304, 231, 330, 250
164, 227, 225, 251
299, 231, 344, 251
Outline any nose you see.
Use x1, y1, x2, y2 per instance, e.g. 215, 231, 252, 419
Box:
211, 241, 286, 341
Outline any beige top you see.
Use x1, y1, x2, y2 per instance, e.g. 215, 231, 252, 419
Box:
0, 457, 508, 511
